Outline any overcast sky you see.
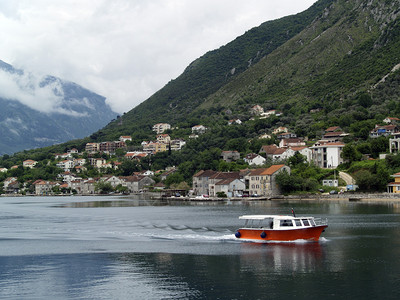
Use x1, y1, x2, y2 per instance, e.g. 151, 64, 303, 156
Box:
0, 0, 317, 115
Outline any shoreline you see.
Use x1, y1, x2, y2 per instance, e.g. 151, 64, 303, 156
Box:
3, 192, 400, 204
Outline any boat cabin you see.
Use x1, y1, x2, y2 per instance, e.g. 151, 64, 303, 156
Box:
239, 215, 326, 230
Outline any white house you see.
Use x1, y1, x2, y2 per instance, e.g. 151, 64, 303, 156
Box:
192, 125, 207, 134
244, 153, 266, 166
310, 141, 345, 168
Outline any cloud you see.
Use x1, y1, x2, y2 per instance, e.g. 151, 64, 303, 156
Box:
0, 69, 87, 117
0, 0, 317, 114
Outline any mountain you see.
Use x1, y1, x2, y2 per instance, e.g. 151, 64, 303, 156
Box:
0, 60, 117, 155
98, 0, 400, 143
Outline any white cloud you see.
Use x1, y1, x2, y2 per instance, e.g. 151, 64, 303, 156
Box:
0, 0, 317, 114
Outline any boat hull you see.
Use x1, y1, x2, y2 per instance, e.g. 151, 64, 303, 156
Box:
236, 225, 328, 241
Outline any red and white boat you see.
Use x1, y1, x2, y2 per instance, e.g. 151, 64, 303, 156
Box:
235, 212, 328, 242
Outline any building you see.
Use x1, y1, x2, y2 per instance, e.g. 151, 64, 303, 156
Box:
279, 138, 305, 148
23, 159, 38, 169
369, 125, 399, 138
119, 136, 132, 142
208, 172, 241, 197
383, 117, 400, 124
389, 134, 400, 153
120, 176, 155, 193
153, 123, 171, 134
310, 141, 345, 168
156, 134, 171, 144
245, 165, 290, 196
192, 125, 207, 134
221, 151, 240, 162
387, 172, 400, 193
244, 153, 266, 166
85, 143, 99, 153
192, 170, 218, 196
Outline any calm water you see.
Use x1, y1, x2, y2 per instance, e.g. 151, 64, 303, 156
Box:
1, 196, 400, 299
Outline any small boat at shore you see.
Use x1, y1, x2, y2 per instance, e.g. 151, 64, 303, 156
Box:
235, 210, 328, 242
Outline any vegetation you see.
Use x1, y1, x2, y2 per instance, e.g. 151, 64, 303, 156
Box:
2, 0, 400, 195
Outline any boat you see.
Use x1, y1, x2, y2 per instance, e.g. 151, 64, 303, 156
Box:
235, 211, 328, 242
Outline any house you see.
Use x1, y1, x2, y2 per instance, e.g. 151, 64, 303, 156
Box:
383, 117, 400, 124
273, 127, 288, 135
0, 167, 8, 173
244, 153, 266, 166
208, 172, 241, 197
170, 139, 186, 151
101, 175, 123, 188
89, 158, 107, 169
157, 134, 171, 144
23, 159, 37, 169
3, 177, 19, 193
34, 180, 59, 195
259, 134, 272, 139
277, 132, 297, 139
192, 125, 207, 134
143, 142, 167, 154
245, 165, 290, 196
214, 178, 246, 197
160, 168, 177, 181
260, 109, 282, 119
99, 141, 126, 153
85, 143, 100, 153
290, 146, 313, 163
67, 148, 79, 154
221, 151, 240, 162
69, 179, 96, 194
259, 145, 289, 161
322, 179, 339, 187
119, 136, 132, 142
387, 172, 400, 193
322, 126, 348, 141
56, 159, 75, 171
279, 138, 305, 148
125, 151, 148, 160
192, 170, 218, 196
152, 123, 171, 134
228, 119, 242, 125
369, 125, 399, 138
121, 175, 155, 193
389, 134, 400, 153
259, 144, 280, 157
250, 105, 264, 115
310, 141, 345, 168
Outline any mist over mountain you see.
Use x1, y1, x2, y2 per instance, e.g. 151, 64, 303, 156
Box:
0, 60, 117, 155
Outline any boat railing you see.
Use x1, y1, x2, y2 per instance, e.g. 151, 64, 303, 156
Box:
314, 218, 328, 226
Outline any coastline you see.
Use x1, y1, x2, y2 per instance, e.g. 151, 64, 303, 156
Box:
3, 192, 400, 204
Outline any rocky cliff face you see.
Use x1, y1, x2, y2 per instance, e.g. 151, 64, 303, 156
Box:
0, 60, 117, 154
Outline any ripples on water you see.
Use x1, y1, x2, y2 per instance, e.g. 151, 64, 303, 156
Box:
1, 196, 400, 299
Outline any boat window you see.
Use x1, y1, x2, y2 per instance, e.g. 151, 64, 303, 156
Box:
280, 219, 293, 227
309, 219, 316, 226
302, 219, 310, 226
294, 219, 302, 226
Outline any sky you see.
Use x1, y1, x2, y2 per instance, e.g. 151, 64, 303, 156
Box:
0, 0, 317, 115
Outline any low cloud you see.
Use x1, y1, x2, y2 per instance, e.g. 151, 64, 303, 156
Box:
0, 69, 88, 117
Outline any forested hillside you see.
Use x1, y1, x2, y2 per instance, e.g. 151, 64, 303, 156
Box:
2, 0, 400, 195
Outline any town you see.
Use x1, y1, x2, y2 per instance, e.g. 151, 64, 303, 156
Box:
1, 105, 400, 198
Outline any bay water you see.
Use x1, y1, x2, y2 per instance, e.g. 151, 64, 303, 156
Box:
0, 196, 399, 299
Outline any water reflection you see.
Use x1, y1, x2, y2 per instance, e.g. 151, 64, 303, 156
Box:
239, 242, 324, 274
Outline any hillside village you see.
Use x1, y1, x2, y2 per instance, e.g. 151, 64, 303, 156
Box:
2, 104, 400, 197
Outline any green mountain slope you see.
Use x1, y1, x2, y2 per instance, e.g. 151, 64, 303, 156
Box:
201, 0, 400, 131
100, 0, 332, 139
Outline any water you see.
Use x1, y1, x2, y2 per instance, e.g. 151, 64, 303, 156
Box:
1, 196, 400, 299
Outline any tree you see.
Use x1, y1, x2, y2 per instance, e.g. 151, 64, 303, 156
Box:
341, 144, 362, 162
